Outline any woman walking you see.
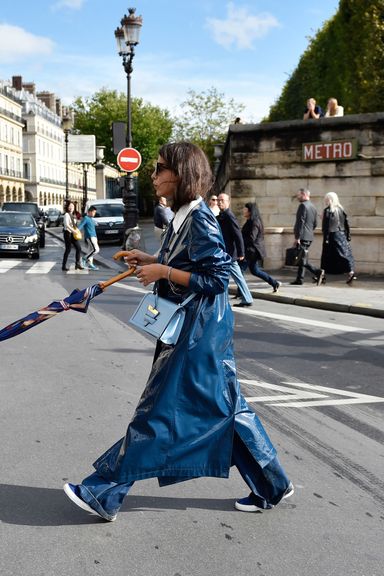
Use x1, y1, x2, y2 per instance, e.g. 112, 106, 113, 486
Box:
320, 192, 356, 284
241, 202, 281, 292
63, 142, 293, 521
62, 201, 83, 271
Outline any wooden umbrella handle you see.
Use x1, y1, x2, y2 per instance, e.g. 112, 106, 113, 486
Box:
99, 266, 136, 290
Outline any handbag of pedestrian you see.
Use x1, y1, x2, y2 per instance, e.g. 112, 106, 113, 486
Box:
129, 290, 195, 345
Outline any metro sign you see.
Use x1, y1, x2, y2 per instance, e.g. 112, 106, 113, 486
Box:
117, 147, 142, 172
302, 139, 357, 162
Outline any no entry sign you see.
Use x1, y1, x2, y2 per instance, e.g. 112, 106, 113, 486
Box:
117, 147, 142, 172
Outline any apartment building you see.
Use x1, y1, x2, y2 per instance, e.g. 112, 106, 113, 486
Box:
0, 82, 25, 204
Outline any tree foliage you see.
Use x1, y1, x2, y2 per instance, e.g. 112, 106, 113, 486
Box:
172, 87, 245, 162
266, 0, 384, 121
72, 88, 173, 209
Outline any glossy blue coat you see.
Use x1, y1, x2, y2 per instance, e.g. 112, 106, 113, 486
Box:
94, 202, 276, 484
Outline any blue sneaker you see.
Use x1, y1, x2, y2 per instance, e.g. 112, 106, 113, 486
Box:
235, 483, 294, 512
63, 483, 116, 521
87, 263, 99, 271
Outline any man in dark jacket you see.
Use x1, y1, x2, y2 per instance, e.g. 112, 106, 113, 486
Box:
217, 193, 253, 306
291, 188, 324, 285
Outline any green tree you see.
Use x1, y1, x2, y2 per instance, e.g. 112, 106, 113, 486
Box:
71, 88, 174, 209
267, 0, 384, 121
172, 87, 245, 162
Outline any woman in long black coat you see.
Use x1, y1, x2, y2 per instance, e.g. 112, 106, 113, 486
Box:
320, 192, 356, 284
241, 202, 281, 292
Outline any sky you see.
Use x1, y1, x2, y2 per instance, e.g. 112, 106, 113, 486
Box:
0, 0, 340, 122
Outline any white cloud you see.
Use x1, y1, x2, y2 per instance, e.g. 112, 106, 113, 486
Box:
0, 24, 54, 63
51, 0, 85, 10
206, 2, 280, 50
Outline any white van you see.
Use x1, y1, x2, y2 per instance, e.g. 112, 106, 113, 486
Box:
85, 199, 124, 243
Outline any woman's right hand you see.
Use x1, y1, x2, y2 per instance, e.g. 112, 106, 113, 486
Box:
113, 249, 156, 267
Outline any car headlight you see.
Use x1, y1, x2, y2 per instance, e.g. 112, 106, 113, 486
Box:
25, 233, 38, 243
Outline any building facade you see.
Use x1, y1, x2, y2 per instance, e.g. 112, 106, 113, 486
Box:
0, 82, 24, 204
215, 114, 384, 274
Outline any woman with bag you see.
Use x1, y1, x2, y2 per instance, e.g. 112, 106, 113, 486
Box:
62, 201, 84, 271
241, 202, 281, 292
64, 142, 293, 521
320, 192, 356, 284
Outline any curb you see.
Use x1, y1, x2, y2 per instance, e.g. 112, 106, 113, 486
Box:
228, 286, 384, 319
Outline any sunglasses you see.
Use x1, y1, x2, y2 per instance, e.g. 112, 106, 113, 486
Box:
155, 162, 171, 175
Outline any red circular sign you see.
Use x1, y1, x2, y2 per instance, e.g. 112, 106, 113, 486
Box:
117, 147, 142, 172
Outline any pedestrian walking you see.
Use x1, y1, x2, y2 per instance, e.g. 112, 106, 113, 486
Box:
290, 188, 324, 285
78, 205, 100, 270
320, 192, 356, 284
63, 142, 293, 522
241, 202, 281, 292
217, 193, 253, 307
207, 194, 220, 216
153, 196, 174, 241
61, 201, 83, 271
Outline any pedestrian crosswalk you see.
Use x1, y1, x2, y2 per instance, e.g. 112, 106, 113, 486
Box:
0, 259, 91, 274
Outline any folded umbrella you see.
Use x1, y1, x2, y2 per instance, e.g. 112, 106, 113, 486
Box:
0, 252, 135, 343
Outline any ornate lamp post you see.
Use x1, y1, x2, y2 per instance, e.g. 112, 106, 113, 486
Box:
115, 7, 143, 248
62, 111, 73, 205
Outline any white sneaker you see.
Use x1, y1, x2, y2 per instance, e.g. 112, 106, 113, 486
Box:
63, 483, 116, 521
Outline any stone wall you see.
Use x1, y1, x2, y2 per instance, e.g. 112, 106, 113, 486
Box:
214, 113, 384, 274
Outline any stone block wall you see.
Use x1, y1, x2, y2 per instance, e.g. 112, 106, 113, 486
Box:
214, 113, 384, 274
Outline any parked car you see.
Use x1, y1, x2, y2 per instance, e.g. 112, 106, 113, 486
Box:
0, 211, 40, 259
1, 202, 46, 247
85, 199, 125, 243
45, 208, 64, 228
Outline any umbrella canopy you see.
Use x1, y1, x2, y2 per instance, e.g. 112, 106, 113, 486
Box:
0, 259, 135, 342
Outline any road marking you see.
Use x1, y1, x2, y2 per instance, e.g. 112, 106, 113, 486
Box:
232, 306, 369, 332
241, 379, 384, 407
0, 260, 23, 272
26, 261, 57, 274
113, 282, 147, 294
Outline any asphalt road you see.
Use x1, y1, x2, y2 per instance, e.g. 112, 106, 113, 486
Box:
0, 236, 383, 576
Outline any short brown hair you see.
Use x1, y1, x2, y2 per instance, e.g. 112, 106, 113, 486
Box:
158, 142, 213, 212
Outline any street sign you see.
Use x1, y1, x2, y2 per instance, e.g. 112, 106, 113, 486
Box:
117, 147, 142, 172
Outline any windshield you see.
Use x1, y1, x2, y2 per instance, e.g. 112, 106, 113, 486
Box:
94, 204, 123, 218
2, 203, 40, 216
0, 213, 34, 227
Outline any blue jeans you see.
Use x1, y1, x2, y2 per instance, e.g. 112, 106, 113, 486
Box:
230, 260, 253, 304
241, 259, 278, 289
74, 433, 290, 517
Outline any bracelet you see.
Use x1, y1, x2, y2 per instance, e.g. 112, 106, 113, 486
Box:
167, 265, 182, 295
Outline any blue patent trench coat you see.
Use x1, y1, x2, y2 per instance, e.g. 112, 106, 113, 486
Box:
93, 202, 276, 485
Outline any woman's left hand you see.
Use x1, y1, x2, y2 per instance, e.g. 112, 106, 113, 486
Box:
136, 264, 167, 286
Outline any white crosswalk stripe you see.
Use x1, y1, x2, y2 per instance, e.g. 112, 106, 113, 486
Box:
0, 260, 23, 273
25, 261, 57, 274
0, 259, 89, 274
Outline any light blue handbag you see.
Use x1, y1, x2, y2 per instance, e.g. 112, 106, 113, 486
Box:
129, 291, 196, 345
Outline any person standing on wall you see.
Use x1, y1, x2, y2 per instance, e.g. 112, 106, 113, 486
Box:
217, 193, 253, 307
291, 188, 324, 286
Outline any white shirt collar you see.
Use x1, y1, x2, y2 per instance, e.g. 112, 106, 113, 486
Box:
172, 197, 202, 233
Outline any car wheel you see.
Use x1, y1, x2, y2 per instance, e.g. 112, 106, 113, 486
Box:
31, 251, 40, 260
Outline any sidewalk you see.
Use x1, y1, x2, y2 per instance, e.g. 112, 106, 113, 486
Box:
47, 221, 384, 319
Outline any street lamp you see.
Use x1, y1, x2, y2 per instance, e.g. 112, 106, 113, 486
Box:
62, 112, 73, 205
115, 7, 143, 248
